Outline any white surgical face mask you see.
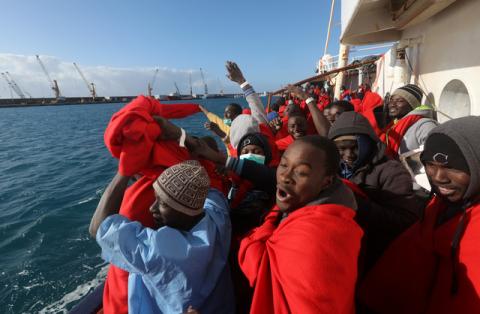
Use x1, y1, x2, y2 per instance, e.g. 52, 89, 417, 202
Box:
239, 153, 266, 165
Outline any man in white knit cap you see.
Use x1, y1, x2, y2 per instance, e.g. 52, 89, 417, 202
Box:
90, 160, 234, 314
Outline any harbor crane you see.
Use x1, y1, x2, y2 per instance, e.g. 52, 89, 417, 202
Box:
73, 62, 97, 99
1, 72, 31, 98
199, 68, 208, 97
174, 82, 181, 96
147, 68, 159, 97
36, 55, 61, 98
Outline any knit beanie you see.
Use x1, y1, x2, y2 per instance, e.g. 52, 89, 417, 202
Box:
229, 114, 260, 149
152, 160, 210, 216
392, 84, 423, 109
267, 111, 279, 122
421, 133, 470, 175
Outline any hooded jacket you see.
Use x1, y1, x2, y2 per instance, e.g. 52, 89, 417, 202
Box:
329, 111, 424, 269
359, 116, 480, 314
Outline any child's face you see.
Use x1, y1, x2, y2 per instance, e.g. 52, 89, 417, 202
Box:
288, 116, 307, 139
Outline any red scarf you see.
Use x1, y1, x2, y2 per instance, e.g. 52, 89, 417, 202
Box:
239, 205, 362, 314
359, 197, 480, 314
380, 114, 424, 158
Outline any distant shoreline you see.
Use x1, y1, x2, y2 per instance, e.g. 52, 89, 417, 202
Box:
0, 94, 244, 109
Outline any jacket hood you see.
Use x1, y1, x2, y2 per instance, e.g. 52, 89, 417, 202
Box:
328, 111, 386, 164
237, 132, 272, 165
426, 116, 480, 202
406, 105, 436, 119
307, 177, 358, 211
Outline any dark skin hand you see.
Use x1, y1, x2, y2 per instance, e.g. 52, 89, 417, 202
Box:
89, 173, 131, 238
286, 84, 330, 136
204, 121, 226, 139
226, 61, 247, 86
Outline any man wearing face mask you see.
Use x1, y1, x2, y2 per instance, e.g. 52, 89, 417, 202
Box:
359, 116, 480, 314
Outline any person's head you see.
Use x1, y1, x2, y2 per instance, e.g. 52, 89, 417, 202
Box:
284, 101, 303, 117
328, 111, 379, 171
224, 103, 243, 125
276, 135, 339, 212
229, 114, 260, 149
237, 132, 271, 165
388, 84, 423, 119
324, 100, 355, 124
421, 116, 480, 204
421, 134, 470, 203
150, 160, 210, 230
287, 114, 308, 140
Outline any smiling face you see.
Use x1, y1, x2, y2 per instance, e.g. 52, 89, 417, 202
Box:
388, 95, 412, 119
276, 140, 334, 212
288, 115, 308, 139
425, 161, 470, 203
335, 139, 358, 167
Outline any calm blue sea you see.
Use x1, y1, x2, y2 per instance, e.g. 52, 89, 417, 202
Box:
0, 97, 255, 313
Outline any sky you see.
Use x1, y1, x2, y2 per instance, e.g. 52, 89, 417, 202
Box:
0, 0, 368, 98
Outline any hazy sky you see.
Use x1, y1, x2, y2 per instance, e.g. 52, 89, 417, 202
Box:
0, 0, 359, 98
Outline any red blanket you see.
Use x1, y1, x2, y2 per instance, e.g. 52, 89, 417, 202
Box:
239, 204, 362, 314
275, 135, 294, 152
101, 96, 206, 314
380, 114, 423, 158
359, 197, 480, 314
104, 95, 200, 176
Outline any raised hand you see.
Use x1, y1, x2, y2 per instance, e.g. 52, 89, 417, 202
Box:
286, 84, 309, 100
226, 61, 246, 85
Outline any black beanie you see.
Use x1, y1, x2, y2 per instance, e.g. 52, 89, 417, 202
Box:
421, 133, 470, 174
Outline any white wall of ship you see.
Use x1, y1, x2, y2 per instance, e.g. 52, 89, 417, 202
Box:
370, 0, 480, 123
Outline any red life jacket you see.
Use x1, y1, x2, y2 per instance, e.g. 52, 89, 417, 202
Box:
379, 114, 424, 158
359, 197, 480, 314
275, 135, 294, 152
239, 204, 362, 314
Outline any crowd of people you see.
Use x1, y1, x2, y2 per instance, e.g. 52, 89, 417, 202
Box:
89, 61, 480, 314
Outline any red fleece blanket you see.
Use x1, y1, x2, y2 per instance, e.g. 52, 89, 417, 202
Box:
359, 197, 480, 314
380, 114, 423, 158
275, 135, 294, 152
102, 96, 223, 314
239, 204, 362, 314
104, 95, 200, 176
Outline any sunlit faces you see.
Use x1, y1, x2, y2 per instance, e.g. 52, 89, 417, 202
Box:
388, 95, 412, 119
335, 139, 358, 167
276, 141, 334, 213
425, 161, 470, 203
149, 196, 204, 230
287, 116, 308, 139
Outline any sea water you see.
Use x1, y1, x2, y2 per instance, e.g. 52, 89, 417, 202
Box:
0, 97, 255, 313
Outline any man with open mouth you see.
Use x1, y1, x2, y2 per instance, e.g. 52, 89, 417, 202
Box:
239, 135, 363, 313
